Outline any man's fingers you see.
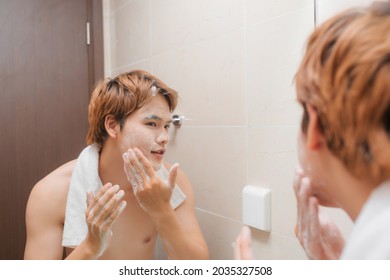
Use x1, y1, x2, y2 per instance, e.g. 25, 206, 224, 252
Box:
234, 226, 254, 260
239, 226, 254, 260
296, 177, 314, 249
89, 183, 114, 212
87, 184, 121, 224
168, 163, 179, 190
293, 168, 305, 239
93, 189, 125, 225
128, 149, 148, 189
293, 166, 304, 197
134, 148, 155, 178
95, 183, 113, 199
123, 150, 144, 192
123, 152, 140, 192
100, 200, 127, 232
307, 196, 321, 256
86, 191, 93, 208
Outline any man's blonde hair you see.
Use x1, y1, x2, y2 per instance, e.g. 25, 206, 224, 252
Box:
295, 1, 390, 183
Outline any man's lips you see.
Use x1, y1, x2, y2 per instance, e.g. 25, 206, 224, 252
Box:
151, 149, 165, 155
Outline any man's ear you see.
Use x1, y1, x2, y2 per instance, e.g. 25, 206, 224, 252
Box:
306, 104, 325, 150
104, 115, 120, 139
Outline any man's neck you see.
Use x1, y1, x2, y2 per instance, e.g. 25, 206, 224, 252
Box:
98, 144, 133, 192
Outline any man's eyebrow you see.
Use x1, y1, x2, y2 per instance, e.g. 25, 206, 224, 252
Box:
144, 115, 162, 121
143, 115, 172, 123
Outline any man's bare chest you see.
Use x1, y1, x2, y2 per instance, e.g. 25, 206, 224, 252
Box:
100, 199, 157, 259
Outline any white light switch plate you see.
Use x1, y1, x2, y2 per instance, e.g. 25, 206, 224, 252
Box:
242, 185, 271, 231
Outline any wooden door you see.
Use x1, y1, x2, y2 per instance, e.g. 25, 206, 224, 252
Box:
0, 0, 103, 259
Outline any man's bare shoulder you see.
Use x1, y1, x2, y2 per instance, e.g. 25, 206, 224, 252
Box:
25, 160, 78, 259
34, 160, 76, 193
27, 160, 77, 220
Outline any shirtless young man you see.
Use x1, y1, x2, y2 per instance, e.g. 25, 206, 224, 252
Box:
24, 70, 209, 260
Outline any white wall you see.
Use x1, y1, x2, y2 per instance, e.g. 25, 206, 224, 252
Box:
317, 0, 376, 24
102, 0, 368, 259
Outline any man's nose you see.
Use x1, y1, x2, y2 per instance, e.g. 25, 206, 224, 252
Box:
157, 129, 169, 144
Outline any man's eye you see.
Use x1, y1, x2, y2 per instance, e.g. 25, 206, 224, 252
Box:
164, 124, 171, 130
146, 122, 157, 127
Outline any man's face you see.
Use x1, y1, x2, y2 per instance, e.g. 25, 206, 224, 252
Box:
118, 94, 172, 171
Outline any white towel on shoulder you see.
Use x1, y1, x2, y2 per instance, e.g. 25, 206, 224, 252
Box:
62, 144, 187, 248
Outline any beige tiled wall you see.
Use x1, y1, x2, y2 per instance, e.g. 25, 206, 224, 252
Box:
103, 0, 355, 259
316, 0, 375, 25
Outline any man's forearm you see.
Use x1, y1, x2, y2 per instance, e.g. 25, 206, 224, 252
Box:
65, 241, 100, 260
